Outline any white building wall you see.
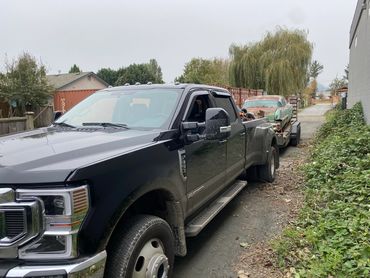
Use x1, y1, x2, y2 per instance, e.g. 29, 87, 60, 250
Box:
348, 0, 370, 123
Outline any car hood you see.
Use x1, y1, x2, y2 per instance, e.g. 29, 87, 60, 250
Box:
0, 127, 160, 185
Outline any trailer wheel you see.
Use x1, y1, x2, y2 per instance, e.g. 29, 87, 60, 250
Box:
290, 125, 301, 146
105, 215, 175, 278
258, 145, 278, 182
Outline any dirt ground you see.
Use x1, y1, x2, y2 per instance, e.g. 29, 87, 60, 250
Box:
174, 104, 331, 278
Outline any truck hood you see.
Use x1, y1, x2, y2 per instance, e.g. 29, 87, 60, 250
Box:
0, 127, 160, 185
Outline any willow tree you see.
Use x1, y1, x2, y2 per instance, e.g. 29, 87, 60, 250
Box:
229, 28, 313, 96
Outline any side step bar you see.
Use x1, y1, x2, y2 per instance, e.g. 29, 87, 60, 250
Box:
185, 180, 247, 237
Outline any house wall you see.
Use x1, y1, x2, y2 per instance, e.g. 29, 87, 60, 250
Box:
349, 0, 370, 123
54, 89, 99, 112
59, 75, 107, 91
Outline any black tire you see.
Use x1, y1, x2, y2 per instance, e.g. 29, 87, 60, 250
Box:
258, 145, 278, 183
105, 215, 175, 278
290, 126, 301, 146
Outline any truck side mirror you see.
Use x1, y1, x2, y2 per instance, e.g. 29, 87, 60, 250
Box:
205, 108, 231, 140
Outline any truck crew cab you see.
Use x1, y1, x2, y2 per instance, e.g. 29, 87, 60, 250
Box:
0, 84, 278, 278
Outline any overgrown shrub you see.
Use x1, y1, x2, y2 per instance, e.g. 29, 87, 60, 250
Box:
274, 102, 370, 277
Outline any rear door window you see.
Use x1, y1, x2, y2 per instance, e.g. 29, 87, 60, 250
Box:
213, 96, 237, 122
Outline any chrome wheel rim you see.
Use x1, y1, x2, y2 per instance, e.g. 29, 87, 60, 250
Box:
132, 238, 169, 278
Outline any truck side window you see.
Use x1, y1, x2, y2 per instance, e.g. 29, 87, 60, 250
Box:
187, 95, 211, 123
213, 97, 237, 122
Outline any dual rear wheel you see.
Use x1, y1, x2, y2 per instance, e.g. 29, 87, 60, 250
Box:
105, 215, 174, 278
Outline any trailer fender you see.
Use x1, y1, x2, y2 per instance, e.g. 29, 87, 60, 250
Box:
291, 121, 301, 139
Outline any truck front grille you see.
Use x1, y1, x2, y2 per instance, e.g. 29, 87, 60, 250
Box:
0, 208, 26, 242
0, 188, 42, 258
5, 210, 26, 239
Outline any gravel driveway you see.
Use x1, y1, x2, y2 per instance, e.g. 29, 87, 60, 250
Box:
173, 103, 331, 278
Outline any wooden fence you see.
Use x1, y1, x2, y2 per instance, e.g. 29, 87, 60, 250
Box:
0, 113, 34, 136
212, 85, 264, 107
33, 105, 54, 128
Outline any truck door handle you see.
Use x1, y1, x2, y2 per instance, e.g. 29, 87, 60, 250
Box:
219, 139, 228, 144
240, 132, 246, 136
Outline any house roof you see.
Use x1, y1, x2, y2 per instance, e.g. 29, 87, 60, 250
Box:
46, 72, 109, 90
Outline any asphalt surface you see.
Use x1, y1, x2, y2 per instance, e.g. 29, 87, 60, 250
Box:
173, 103, 332, 278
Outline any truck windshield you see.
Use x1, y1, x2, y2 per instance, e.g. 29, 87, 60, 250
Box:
243, 100, 279, 108
55, 88, 183, 129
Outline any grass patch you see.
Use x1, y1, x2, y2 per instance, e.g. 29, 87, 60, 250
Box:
273, 103, 370, 277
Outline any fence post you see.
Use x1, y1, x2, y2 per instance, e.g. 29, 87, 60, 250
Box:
25, 112, 35, 130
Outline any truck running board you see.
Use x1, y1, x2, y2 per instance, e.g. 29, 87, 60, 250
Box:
185, 180, 247, 237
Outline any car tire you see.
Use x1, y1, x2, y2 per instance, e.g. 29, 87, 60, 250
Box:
105, 215, 175, 278
258, 145, 278, 182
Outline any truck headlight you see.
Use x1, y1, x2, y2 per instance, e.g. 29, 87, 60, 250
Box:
16, 185, 89, 259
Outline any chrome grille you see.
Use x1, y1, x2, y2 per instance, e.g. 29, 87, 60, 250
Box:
5, 210, 26, 239
0, 188, 43, 259
0, 208, 26, 242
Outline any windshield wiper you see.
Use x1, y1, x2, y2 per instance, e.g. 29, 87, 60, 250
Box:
82, 122, 129, 129
53, 121, 76, 128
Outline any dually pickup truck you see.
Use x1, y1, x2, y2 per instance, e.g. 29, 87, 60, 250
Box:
0, 84, 278, 278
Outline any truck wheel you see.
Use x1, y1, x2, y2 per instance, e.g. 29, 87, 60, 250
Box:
258, 145, 278, 182
105, 215, 175, 278
290, 126, 301, 146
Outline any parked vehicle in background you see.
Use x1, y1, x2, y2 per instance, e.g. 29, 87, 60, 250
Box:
242, 95, 293, 126
242, 95, 301, 148
0, 84, 278, 278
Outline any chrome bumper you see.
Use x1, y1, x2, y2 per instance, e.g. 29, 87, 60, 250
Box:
6, 251, 107, 277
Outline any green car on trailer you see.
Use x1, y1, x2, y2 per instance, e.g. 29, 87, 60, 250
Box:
242, 95, 301, 148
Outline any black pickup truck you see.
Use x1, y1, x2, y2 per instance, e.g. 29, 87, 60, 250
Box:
0, 84, 278, 278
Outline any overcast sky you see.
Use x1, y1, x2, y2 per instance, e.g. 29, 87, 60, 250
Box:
0, 0, 357, 87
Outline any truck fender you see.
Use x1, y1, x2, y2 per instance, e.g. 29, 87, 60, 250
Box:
100, 182, 187, 257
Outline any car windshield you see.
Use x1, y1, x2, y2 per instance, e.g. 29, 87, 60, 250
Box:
243, 100, 279, 108
55, 88, 183, 129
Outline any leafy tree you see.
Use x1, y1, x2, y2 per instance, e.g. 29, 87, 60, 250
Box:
305, 60, 324, 99
329, 76, 348, 96
69, 64, 82, 73
97, 59, 163, 86
97, 68, 119, 86
176, 58, 229, 85
147, 59, 164, 84
115, 63, 156, 86
309, 60, 324, 79
229, 28, 313, 97
0, 53, 53, 116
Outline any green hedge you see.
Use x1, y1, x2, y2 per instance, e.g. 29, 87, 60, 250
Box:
274, 103, 370, 277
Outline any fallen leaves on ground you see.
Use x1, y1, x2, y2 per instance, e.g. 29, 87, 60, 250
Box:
234, 141, 310, 278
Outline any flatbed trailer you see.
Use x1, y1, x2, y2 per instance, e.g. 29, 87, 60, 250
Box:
274, 96, 301, 148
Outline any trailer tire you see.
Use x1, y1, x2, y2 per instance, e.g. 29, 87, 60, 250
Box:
290, 125, 301, 146
258, 145, 278, 183
105, 215, 175, 278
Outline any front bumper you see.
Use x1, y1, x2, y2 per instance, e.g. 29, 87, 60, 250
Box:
4, 251, 106, 278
